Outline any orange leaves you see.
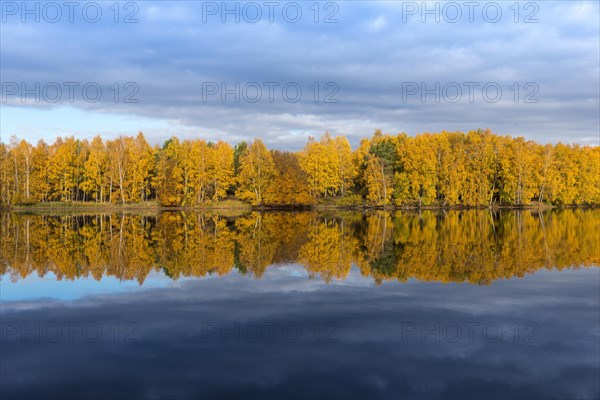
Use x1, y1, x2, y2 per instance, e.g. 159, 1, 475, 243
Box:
264, 151, 313, 206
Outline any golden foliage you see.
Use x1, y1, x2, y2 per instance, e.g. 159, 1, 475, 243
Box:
1, 130, 598, 207
236, 139, 275, 206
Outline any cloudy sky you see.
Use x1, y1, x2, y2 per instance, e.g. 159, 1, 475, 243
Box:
1, 0, 598, 149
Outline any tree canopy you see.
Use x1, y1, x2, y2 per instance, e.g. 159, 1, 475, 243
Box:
1, 129, 598, 207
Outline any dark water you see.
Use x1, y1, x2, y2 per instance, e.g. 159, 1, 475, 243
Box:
1, 210, 599, 399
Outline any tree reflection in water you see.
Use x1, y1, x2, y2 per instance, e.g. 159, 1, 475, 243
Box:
1, 209, 598, 285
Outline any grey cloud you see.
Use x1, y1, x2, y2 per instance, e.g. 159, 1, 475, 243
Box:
1, 1, 598, 148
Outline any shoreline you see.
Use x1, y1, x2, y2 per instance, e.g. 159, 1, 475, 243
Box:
2, 201, 598, 213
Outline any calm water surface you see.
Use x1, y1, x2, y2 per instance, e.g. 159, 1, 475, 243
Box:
1, 209, 599, 399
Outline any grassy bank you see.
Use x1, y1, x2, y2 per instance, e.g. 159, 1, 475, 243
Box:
4, 199, 251, 214
3, 199, 595, 214
8, 201, 162, 211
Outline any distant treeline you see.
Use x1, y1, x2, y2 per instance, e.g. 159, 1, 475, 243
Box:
1, 129, 598, 207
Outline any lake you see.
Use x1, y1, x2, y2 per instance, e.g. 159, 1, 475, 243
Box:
1, 209, 599, 399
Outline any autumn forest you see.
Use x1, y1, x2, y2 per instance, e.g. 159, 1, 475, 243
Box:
1, 129, 598, 208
